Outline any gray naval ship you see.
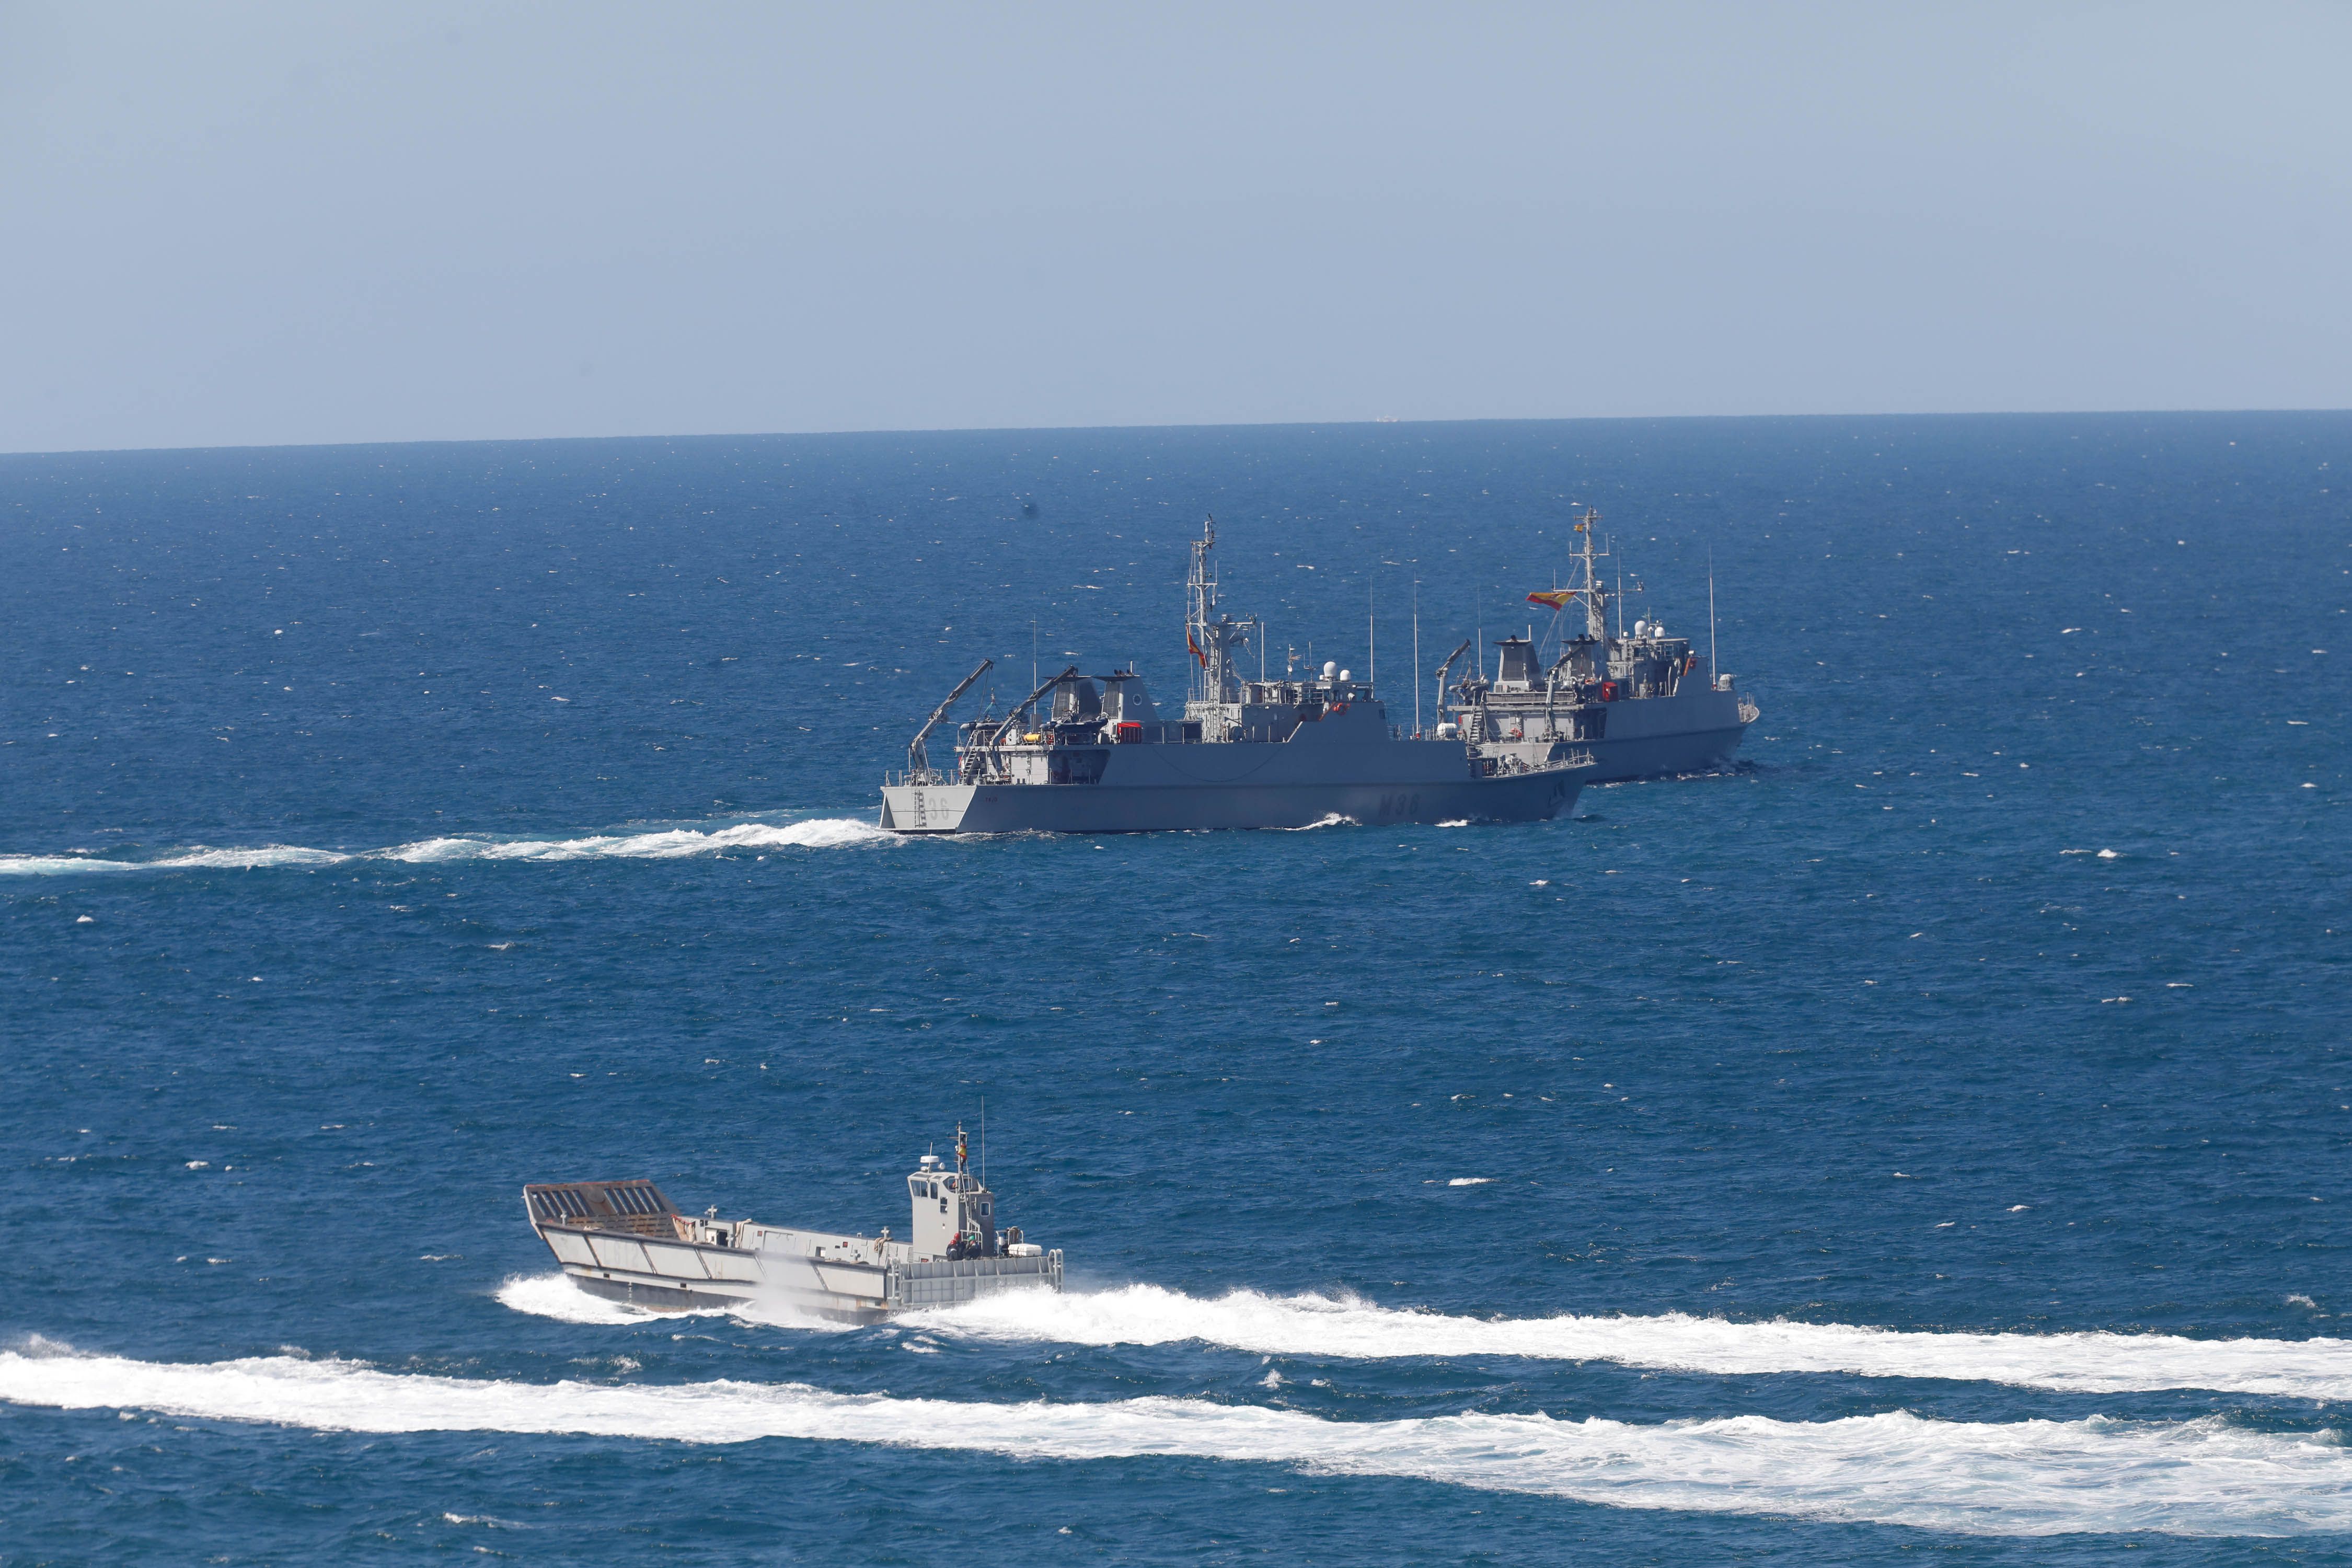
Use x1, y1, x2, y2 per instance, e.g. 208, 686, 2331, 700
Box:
1438, 511, 1759, 782
524, 1126, 1061, 1322
879, 521, 1589, 834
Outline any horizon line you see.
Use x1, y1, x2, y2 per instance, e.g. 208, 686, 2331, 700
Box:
6, 405, 2349, 463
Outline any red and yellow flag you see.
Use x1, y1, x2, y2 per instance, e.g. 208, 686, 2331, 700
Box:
1187, 630, 1207, 667
1526, 589, 1577, 610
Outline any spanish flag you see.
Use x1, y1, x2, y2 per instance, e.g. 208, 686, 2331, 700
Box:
1187, 630, 1207, 667
1526, 589, 1577, 610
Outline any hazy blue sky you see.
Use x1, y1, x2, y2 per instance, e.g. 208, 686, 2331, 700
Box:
4, 2, 2347, 452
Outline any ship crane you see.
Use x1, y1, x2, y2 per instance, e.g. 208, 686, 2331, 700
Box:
905, 659, 992, 783
962, 664, 1081, 780
1431, 638, 1473, 721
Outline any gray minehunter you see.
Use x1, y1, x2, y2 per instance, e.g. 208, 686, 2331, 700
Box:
879, 520, 1592, 834
523, 1125, 1060, 1322
1445, 509, 1759, 781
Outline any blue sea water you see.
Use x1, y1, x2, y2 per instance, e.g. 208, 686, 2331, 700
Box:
2, 412, 2348, 1563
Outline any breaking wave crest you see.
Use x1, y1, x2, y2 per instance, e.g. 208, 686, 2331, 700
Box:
919, 1285, 2352, 1400
0, 817, 893, 876
494, 1273, 855, 1333
2, 1346, 2345, 1536
1276, 813, 1358, 831
493, 1274, 646, 1326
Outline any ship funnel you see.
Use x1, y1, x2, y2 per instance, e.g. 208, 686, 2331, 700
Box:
1051, 675, 1102, 721
1494, 636, 1541, 691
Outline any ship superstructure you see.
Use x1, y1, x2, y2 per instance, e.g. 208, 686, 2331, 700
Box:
1445, 511, 1758, 781
523, 1126, 1061, 1322
878, 521, 1590, 834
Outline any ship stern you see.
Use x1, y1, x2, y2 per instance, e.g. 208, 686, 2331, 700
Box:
880, 782, 976, 833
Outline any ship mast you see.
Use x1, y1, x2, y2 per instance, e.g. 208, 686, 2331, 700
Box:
1575, 508, 1608, 645
1708, 549, 1717, 685
1184, 515, 1249, 705
1186, 517, 1217, 704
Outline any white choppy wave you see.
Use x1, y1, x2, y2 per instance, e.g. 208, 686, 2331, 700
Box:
495, 1273, 854, 1333
918, 1286, 2352, 1400
1275, 813, 1358, 832
2, 1347, 2346, 1536
494, 1274, 646, 1325
0, 818, 893, 877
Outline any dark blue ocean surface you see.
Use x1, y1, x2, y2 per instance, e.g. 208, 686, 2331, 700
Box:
3, 413, 2348, 1563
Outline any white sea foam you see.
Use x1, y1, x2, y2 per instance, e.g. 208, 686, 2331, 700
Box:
0, 845, 348, 875
2, 1346, 2345, 1536
379, 817, 892, 862
0, 818, 892, 876
494, 1274, 647, 1325
1276, 814, 1357, 831
917, 1285, 2352, 1400
494, 1272, 856, 1333
716, 1295, 864, 1333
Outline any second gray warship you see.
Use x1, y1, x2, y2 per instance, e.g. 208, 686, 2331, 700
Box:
878, 522, 1589, 834
1440, 512, 1759, 782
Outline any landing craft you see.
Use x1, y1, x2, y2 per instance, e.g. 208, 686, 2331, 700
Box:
879, 520, 1592, 833
523, 1127, 1060, 1323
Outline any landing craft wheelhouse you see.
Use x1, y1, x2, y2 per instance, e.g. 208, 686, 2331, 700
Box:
523, 1127, 1061, 1323
879, 520, 1591, 834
